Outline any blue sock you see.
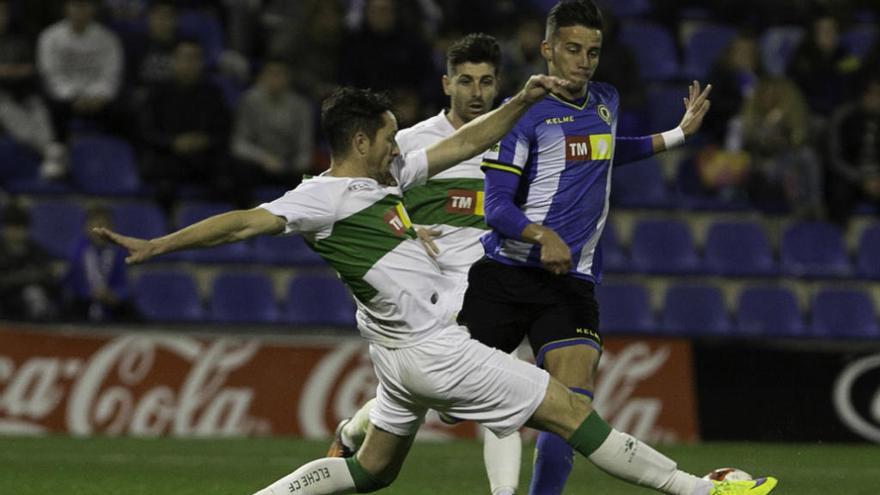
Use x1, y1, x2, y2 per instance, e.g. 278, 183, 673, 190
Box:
528, 388, 593, 495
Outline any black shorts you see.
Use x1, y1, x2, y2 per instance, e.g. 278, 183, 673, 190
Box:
458, 257, 602, 368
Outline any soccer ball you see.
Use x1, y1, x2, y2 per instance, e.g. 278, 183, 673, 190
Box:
702, 468, 753, 481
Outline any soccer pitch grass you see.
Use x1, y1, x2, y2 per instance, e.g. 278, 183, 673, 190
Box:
1, 436, 877, 494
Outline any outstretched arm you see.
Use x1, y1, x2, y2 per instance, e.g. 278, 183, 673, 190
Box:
615, 80, 713, 166
424, 75, 572, 177
94, 208, 286, 264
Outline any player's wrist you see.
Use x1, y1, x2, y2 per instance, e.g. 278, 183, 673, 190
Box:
661, 126, 686, 149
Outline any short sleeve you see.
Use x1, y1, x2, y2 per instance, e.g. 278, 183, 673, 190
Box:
258, 183, 336, 235
481, 116, 533, 176
391, 148, 429, 191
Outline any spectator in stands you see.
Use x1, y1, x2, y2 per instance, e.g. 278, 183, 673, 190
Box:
122, 0, 179, 98
787, 12, 860, 115
0, 201, 59, 320
37, 0, 124, 144
231, 58, 313, 189
735, 77, 825, 218
62, 205, 134, 322
703, 32, 761, 145
0, 0, 66, 179
340, 0, 433, 114
827, 74, 880, 224
500, 15, 545, 99
592, 12, 644, 115
137, 39, 234, 212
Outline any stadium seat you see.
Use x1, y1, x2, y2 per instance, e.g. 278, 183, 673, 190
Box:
598, 222, 628, 273
704, 221, 777, 276
856, 223, 880, 279
28, 200, 86, 258
209, 272, 279, 323
134, 270, 204, 322
618, 22, 679, 80
630, 219, 701, 274
178, 10, 225, 65
69, 135, 141, 196
212, 74, 245, 109
662, 284, 730, 335
611, 157, 673, 208
595, 0, 651, 17
596, 283, 655, 333
252, 234, 326, 266
811, 288, 879, 338
736, 286, 804, 336
283, 273, 356, 326
840, 25, 878, 60
0, 136, 40, 183
646, 85, 689, 134
682, 24, 737, 80
760, 26, 805, 76
176, 201, 251, 263
110, 201, 168, 240
780, 222, 851, 278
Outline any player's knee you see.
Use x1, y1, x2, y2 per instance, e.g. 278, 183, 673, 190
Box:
345, 457, 395, 493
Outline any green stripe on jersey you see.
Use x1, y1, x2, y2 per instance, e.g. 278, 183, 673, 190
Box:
308, 195, 416, 302
403, 178, 487, 229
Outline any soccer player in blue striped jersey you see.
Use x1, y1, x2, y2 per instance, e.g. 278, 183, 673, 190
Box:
458, 1, 713, 494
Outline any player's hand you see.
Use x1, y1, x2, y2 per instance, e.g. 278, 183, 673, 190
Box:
416, 228, 442, 259
92, 227, 158, 264
678, 80, 712, 137
537, 228, 572, 275
520, 75, 577, 104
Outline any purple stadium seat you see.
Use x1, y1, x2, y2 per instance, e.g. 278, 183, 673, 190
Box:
111, 201, 168, 240
736, 286, 804, 336
176, 201, 251, 263
29, 200, 86, 259
134, 270, 204, 322
856, 223, 880, 279
646, 85, 689, 134
284, 273, 356, 327
177, 10, 224, 65
596, 283, 655, 333
811, 288, 879, 338
704, 221, 777, 276
611, 157, 672, 208
595, 0, 651, 17
662, 284, 730, 335
630, 219, 701, 274
0, 136, 40, 183
618, 21, 680, 80
682, 24, 737, 80
840, 25, 878, 60
780, 222, 851, 278
598, 222, 628, 273
252, 234, 326, 266
760, 26, 805, 76
69, 135, 141, 196
209, 272, 279, 323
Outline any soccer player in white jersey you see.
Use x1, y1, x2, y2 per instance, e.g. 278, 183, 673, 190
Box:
327, 33, 524, 495
97, 82, 777, 495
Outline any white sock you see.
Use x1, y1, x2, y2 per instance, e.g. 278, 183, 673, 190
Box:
341, 398, 375, 451
252, 457, 357, 495
482, 426, 521, 495
587, 429, 711, 495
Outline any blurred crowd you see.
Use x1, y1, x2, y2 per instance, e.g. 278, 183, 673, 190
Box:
1, 0, 879, 323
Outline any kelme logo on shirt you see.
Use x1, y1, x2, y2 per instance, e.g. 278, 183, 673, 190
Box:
597, 104, 612, 125
545, 115, 575, 125
445, 189, 485, 216
565, 134, 613, 161
383, 202, 413, 236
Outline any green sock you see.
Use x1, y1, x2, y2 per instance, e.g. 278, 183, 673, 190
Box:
345, 457, 388, 493
566, 410, 612, 457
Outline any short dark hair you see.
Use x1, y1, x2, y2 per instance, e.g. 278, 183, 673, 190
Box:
321, 87, 393, 157
2, 202, 30, 227
446, 33, 502, 75
546, 0, 603, 39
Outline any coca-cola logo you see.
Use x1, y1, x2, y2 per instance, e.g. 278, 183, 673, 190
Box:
833, 353, 880, 443
0, 335, 269, 436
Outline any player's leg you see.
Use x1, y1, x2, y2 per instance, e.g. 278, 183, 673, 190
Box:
482, 425, 521, 495
253, 423, 415, 495
328, 398, 376, 457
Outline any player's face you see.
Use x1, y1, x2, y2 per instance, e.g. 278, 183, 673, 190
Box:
444, 62, 499, 124
542, 25, 602, 92
367, 111, 400, 185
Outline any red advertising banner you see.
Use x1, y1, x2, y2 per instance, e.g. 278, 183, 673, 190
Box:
0, 326, 698, 442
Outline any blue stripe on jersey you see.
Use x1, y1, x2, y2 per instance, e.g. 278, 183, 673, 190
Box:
481, 81, 620, 282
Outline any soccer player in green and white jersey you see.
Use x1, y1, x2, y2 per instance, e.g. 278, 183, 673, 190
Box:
329, 33, 525, 495
97, 80, 778, 495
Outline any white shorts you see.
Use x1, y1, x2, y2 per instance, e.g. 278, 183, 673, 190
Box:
368, 325, 550, 438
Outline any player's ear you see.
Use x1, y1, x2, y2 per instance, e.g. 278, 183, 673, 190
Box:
442, 74, 452, 96
353, 131, 370, 156
540, 39, 552, 63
